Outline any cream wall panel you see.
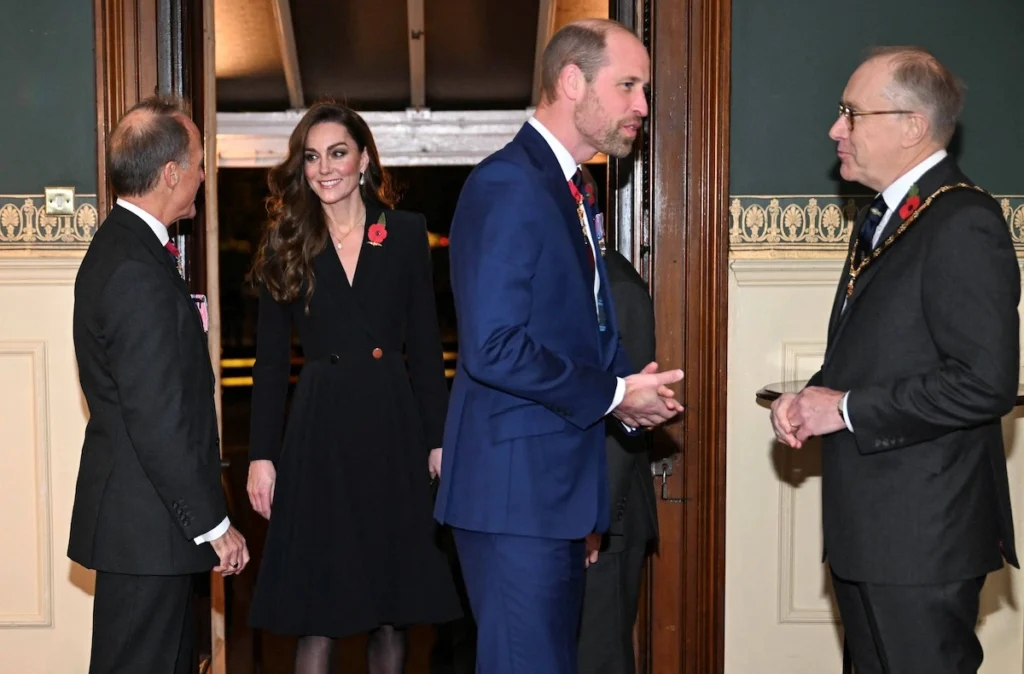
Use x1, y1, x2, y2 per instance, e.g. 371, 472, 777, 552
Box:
0, 257, 94, 673
0, 341, 52, 626
724, 258, 1024, 674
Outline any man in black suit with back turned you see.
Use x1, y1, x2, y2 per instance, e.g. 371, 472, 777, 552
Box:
770, 48, 1019, 674
70, 96, 249, 674
577, 241, 659, 674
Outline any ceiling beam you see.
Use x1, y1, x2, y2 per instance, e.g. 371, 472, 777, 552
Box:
270, 0, 304, 109
531, 0, 557, 106
217, 109, 534, 167
217, 109, 608, 167
407, 0, 426, 109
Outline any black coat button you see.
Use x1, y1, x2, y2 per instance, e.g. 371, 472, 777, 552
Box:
330, 354, 339, 364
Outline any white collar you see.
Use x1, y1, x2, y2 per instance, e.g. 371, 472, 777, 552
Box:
527, 117, 579, 181
880, 149, 948, 212
116, 198, 169, 246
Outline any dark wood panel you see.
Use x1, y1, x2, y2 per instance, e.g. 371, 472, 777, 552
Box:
625, 0, 731, 672
94, 0, 160, 215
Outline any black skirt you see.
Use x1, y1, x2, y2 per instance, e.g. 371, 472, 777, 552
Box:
249, 362, 462, 637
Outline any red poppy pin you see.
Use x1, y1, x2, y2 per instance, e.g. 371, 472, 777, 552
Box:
583, 183, 596, 206
367, 213, 388, 247
899, 184, 921, 219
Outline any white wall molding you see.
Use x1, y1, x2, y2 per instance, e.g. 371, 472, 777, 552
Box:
0, 341, 53, 627
730, 258, 844, 287
775, 341, 837, 625
216, 108, 536, 168
0, 257, 83, 286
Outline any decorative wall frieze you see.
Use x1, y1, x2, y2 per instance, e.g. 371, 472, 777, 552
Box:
728, 194, 1024, 258
0, 195, 98, 251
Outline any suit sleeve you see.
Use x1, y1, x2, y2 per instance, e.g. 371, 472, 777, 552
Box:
101, 261, 227, 540
249, 285, 293, 463
847, 202, 1020, 452
405, 215, 449, 450
451, 161, 618, 430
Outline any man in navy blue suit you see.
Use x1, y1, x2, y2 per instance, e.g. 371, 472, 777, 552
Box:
434, 19, 683, 674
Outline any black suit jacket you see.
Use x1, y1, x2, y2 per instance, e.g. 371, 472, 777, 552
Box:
602, 251, 659, 552
69, 204, 225, 575
809, 157, 1019, 585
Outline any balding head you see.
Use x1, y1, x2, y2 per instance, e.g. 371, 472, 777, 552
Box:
867, 47, 964, 146
108, 97, 194, 197
539, 19, 637, 105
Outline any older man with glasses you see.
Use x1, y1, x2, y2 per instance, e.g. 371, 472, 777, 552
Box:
769, 47, 1019, 674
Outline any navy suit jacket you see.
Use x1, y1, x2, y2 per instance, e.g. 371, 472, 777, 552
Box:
434, 123, 633, 540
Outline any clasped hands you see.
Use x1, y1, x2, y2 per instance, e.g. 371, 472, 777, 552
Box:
611, 361, 685, 429
770, 386, 846, 449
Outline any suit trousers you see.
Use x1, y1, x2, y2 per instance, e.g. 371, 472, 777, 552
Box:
577, 542, 647, 674
832, 572, 986, 674
452, 528, 585, 674
89, 571, 196, 674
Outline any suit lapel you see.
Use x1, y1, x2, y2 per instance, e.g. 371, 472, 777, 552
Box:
516, 125, 601, 306
825, 212, 862, 345
350, 204, 385, 294
826, 157, 960, 355
114, 206, 207, 336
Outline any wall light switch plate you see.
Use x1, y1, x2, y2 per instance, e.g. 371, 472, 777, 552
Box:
45, 187, 75, 216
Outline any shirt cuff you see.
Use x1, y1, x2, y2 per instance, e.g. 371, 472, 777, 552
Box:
607, 377, 626, 415
194, 516, 230, 545
841, 392, 854, 432
608, 377, 635, 432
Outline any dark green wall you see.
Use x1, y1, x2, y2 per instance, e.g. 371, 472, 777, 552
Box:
0, 0, 97, 193
730, 0, 1024, 195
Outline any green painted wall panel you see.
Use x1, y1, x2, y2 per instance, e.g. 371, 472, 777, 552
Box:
0, 0, 98, 194
730, 0, 1024, 196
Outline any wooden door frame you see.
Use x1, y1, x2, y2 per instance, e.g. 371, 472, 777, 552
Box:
608, 0, 730, 672
94, 2, 226, 672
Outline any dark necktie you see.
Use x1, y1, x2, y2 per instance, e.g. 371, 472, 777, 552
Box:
858, 194, 888, 252
568, 169, 596, 270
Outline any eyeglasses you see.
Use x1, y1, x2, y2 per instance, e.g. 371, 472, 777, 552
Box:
837, 102, 914, 131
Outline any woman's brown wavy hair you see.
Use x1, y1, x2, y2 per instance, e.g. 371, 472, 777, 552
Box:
249, 102, 396, 310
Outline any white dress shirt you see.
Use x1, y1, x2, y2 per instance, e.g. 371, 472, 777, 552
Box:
116, 198, 231, 545
840, 149, 948, 432
526, 118, 627, 414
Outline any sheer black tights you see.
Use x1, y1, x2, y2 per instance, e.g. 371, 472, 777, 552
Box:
366, 625, 408, 674
293, 626, 407, 674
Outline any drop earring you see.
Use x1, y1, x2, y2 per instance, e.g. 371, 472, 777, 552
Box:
359, 172, 365, 186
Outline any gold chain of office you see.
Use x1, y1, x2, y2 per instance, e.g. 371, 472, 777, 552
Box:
845, 183, 991, 298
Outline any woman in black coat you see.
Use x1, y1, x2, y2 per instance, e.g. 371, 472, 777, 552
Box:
246, 102, 461, 674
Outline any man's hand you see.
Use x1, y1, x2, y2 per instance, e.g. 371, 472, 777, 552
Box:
770, 392, 802, 448
585, 533, 602, 568
210, 525, 249, 576
612, 362, 685, 428
428, 448, 443, 480
247, 459, 276, 520
786, 386, 846, 444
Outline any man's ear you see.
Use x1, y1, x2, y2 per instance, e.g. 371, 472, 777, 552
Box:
902, 113, 931, 148
163, 161, 179, 189
560, 64, 585, 103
